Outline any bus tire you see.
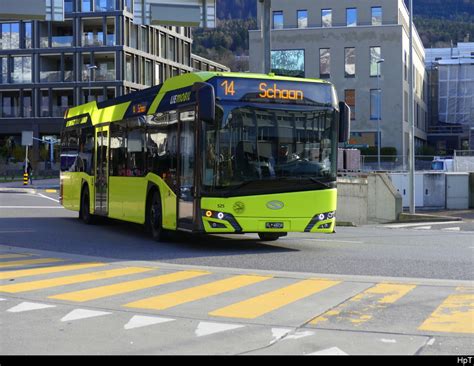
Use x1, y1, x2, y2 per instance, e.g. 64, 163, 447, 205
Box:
258, 233, 281, 241
147, 190, 166, 242
80, 186, 95, 225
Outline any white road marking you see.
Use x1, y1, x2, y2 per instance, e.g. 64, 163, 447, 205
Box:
7, 302, 56, 313
37, 193, 60, 203
270, 328, 292, 344
195, 321, 244, 337
308, 347, 348, 356
441, 227, 461, 231
427, 338, 436, 346
381, 338, 397, 344
61, 309, 111, 322
384, 222, 462, 229
124, 315, 175, 330
284, 330, 315, 340
413, 226, 432, 230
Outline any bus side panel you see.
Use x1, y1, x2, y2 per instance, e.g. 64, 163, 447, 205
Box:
108, 176, 124, 220
61, 172, 86, 212
147, 174, 177, 230
109, 176, 147, 224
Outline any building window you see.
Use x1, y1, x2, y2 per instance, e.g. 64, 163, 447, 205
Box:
96, 0, 115, 11
344, 89, 356, 120
370, 46, 382, 77
321, 9, 332, 27
372, 7, 382, 26
319, 48, 330, 78
297, 10, 308, 29
344, 48, 355, 78
24, 22, 32, 48
0, 23, 20, 50
0, 57, 8, 84
12, 56, 32, 84
124, 0, 132, 13
273, 11, 284, 29
1, 91, 20, 117
82, 0, 92, 12
370, 89, 381, 120
271, 49, 305, 78
346, 8, 357, 27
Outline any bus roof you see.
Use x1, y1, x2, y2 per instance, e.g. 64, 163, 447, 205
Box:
65, 72, 333, 126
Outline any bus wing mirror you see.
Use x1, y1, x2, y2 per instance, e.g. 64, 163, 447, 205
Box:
339, 101, 351, 143
193, 82, 215, 124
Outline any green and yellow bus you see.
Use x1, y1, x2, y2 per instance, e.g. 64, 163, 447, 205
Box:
60, 72, 350, 241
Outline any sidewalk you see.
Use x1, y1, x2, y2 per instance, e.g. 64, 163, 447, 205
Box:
0, 178, 59, 192
398, 209, 474, 223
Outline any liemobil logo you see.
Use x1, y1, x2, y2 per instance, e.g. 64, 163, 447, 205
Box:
233, 201, 245, 214
266, 200, 284, 210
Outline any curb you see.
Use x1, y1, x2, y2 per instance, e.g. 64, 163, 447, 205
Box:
336, 221, 357, 227
394, 213, 463, 223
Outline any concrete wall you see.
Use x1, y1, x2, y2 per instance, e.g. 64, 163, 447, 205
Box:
368, 173, 403, 223
454, 156, 474, 172
337, 173, 402, 225
337, 177, 369, 225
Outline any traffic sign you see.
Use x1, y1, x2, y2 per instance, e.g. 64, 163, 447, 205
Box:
21, 131, 33, 147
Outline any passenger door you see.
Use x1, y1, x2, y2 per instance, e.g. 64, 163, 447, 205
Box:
95, 127, 109, 215
177, 109, 198, 230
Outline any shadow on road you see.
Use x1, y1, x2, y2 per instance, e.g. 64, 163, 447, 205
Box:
0, 216, 299, 262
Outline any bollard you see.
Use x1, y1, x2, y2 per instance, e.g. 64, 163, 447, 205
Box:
23, 173, 29, 186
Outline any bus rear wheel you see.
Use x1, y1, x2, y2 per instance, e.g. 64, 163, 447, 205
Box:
148, 190, 166, 242
258, 233, 282, 241
80, 186, 95, 225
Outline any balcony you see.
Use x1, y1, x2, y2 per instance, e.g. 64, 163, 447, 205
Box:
40, 36, 73, 48
82, 33, 116, 47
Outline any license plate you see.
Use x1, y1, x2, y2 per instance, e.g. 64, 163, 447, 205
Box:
266, 222, 284, 229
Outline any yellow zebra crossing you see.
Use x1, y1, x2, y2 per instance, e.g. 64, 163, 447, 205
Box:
0, 252, 472, 334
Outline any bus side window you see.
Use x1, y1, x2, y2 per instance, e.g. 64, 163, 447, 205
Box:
110, 123, 127, 177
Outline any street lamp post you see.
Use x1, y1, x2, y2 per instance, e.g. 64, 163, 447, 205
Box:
377, 58, 385, 171
87, 65, 97, 102
408, 0, 416, 214
259, 0, 272, 74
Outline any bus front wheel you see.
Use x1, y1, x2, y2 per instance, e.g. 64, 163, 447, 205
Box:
148, 190, 166, 242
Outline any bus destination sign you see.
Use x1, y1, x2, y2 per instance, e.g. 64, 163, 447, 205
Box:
212, 78, 334, 106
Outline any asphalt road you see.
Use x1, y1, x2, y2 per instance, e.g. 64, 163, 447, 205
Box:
0, 190, 473, 355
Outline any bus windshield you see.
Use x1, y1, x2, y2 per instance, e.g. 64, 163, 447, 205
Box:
202, 102, 338, 197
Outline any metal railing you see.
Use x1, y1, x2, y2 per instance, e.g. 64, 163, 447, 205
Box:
360, 155, 440, 172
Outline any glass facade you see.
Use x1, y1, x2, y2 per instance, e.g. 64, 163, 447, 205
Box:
271, 49, 305, 78
0, 0, 226, 168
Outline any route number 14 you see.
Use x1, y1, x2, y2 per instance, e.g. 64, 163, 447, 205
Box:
221, 80, 236, 96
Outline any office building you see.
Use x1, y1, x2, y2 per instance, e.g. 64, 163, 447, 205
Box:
426, 42, 474, 153
249, 0, 428, 164
0, 0, 228, 164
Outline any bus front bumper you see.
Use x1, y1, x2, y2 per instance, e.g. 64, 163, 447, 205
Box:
201, 210, 336, 234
